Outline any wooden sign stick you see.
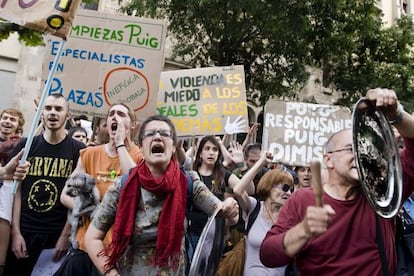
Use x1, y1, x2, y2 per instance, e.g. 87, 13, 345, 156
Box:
311, 160, 324, 207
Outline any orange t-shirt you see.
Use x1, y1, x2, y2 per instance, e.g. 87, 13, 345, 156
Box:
76, 144, 142, 250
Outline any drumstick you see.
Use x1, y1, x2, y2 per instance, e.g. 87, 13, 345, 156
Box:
311, 160, 324, 207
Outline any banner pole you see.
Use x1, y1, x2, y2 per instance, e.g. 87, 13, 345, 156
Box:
11, 38, 67, 194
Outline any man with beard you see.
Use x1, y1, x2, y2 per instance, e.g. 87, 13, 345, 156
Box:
0, 107, 26, 276
5, 94, 86, 276
0, 108, 24, 143
57, 103, 142, 275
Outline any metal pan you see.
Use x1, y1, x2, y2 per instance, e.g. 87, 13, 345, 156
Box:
188, 208, 226, 276
352, 98, 402, 218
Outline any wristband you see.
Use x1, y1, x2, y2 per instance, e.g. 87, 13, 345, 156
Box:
116, 144, 126, 149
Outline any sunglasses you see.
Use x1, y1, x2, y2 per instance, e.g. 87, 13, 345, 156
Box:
273, 183, 294, 193
142, 129, 172, 138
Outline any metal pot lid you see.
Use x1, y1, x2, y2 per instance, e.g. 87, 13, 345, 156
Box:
188, 208, 226, 276
352, 98, 402, 218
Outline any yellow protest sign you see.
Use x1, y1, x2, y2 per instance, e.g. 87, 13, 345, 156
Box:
158, 65, 249, 136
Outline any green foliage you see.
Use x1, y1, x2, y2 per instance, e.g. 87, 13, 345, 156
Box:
2, 0, 412, 110
0, 21, 44, 46
120, 0, 312, 105
120, 0, 414, 110
333, 15, 414, 111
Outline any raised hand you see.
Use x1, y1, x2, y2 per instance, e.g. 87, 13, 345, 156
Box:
224, 116, 247, 134
228, 141, 244, 164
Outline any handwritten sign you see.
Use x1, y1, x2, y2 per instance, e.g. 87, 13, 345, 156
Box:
262, 100, 352, 166
0, 0, 81, 38
158, 65, 249, 136
42, 9, 166, 120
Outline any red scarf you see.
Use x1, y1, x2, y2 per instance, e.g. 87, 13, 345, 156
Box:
105, 158, 187, 269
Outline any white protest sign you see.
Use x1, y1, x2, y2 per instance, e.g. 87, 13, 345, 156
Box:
0, 0, 81, 38
42, 9, 166, 120
262, 100, 352, 165
158, 65, 249, 136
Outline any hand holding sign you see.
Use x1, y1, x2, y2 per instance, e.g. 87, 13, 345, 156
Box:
224, 116, 247, 134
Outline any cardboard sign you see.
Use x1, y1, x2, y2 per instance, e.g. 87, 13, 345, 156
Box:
158, 65, 248, 136
263, 100, 352, 166
0, 0, 81, 38
42, 9, 167, 120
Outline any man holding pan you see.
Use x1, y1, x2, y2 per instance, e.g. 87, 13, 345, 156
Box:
260, 88, 414, 276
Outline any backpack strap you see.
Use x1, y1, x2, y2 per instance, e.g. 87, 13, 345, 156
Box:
182, 168, 193, 210
119, 167, 136, 189
245, 198, 261, 235
120, 173, 129, 189
376, 215, 390, 276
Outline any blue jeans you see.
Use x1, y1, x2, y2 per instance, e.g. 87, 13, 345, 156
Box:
186, 231, 200, 263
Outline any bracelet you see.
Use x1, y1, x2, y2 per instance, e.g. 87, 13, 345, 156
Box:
116, 144, 126, 149
389, 104, 404, 125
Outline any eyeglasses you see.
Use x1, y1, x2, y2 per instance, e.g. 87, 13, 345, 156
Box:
327, 147, 353, 154
273, 183, 294, 193
142, 129, 172, 138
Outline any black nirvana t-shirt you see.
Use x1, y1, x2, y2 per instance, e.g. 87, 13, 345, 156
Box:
11, 135, 85, 233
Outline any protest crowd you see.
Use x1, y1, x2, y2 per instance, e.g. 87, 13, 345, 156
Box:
3, 1, 414, 275
0, 87, 412, 276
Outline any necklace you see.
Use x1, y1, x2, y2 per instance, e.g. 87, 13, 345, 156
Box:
264, 202, 277, 225
199, 174, 216, 191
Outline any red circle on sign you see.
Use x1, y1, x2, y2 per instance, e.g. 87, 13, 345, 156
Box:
103, 67, 150, 112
